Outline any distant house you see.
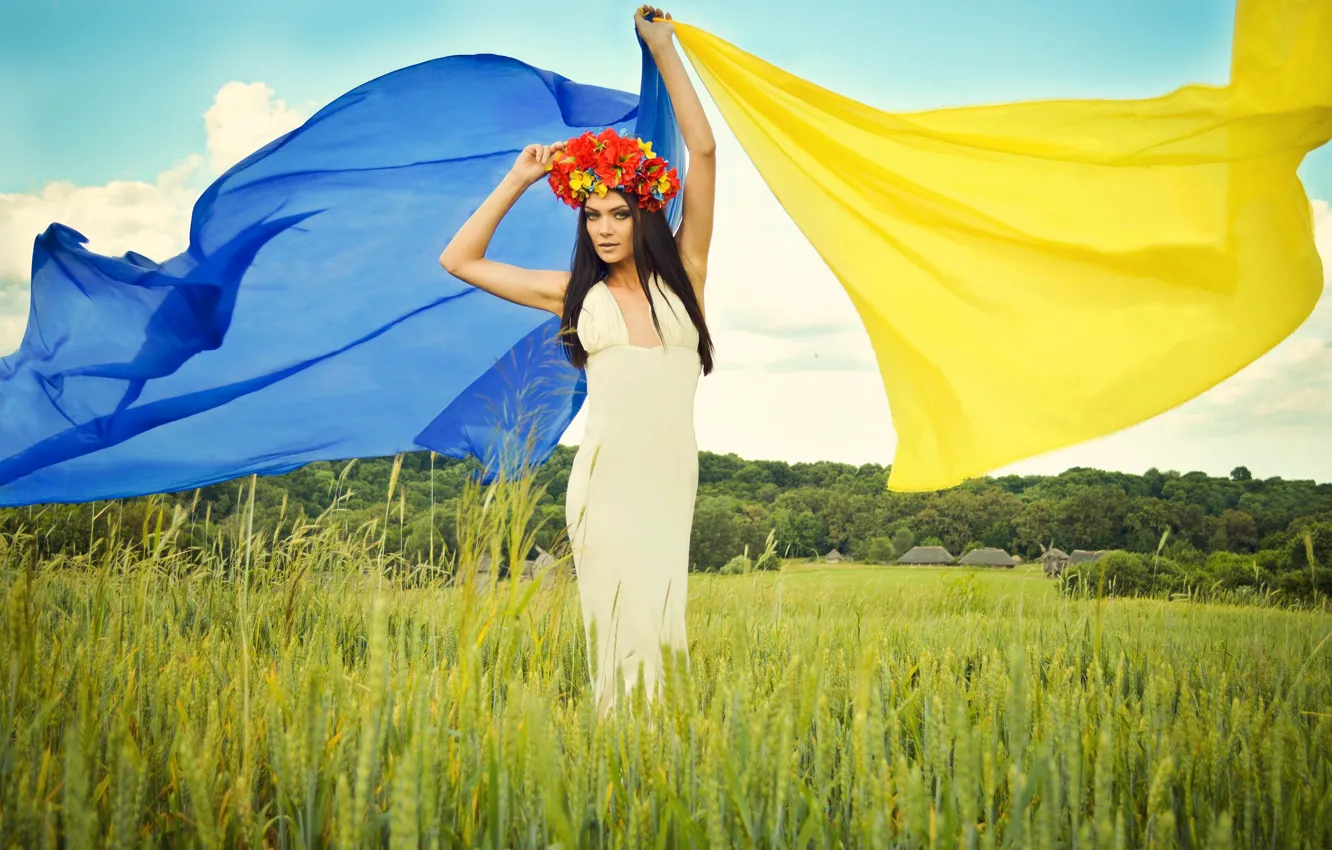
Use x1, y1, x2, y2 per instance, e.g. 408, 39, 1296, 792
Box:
1069, 549, 1107, 566
897, 545, 955, 566
958, 547, 1017, 568
825, 548, 846, 563
521, 546, 559, 580
535, 548, 574, 587
535, 546, 557, 570
1041, 547, 1070, 577
470, 553, 494, 585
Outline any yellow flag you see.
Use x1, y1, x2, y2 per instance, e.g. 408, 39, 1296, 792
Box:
673, 0, 1331, 492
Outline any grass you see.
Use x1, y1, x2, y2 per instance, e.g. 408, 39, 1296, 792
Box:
775, 562, 1059, 600
2, 464, 1331, 848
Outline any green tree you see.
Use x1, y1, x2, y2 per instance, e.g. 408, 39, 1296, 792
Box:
891, 527, 916, 560
1055, 486, 1130, 550
866, 536, 896, 564
689, 495, 742, 571
1124, 498, 1172, 553
1220, 509, 1259, 553
1015, 500, 1057, 556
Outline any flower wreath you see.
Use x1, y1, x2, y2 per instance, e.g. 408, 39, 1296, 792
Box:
545, 127, 681, 212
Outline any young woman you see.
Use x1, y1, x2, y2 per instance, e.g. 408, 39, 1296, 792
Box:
438, 6, 716, 717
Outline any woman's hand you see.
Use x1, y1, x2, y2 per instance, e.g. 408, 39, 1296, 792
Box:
509, 141, 565, 185
634, 6, 675, 49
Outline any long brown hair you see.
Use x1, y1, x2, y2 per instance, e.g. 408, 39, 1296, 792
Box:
559, 188, 715, 374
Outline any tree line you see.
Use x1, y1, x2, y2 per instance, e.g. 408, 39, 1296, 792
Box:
4, 449, 1330, 587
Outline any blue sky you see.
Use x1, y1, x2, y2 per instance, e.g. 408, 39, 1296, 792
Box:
2, 0, 1330, 482
5, 0, 1328, 195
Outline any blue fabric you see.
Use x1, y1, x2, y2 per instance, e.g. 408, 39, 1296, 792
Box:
0, 35, 684, 506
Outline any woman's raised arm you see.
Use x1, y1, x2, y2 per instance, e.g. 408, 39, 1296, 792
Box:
439, 142, 569, 316
636, 7, 716, 291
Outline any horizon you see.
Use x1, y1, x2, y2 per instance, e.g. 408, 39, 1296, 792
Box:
294, 445, 1332, 489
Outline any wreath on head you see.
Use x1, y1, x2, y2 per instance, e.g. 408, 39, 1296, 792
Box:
545, 127, 681, 212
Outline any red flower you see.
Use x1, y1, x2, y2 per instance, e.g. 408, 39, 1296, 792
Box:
545, 126, 680, 211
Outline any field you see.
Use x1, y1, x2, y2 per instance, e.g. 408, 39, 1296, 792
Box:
4, 515, 1332, 850
776, 562, 1059, 596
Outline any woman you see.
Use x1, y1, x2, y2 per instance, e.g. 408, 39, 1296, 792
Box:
439, 6, 716, 717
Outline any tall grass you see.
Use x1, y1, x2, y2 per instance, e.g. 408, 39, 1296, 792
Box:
2, 457, 1331, 847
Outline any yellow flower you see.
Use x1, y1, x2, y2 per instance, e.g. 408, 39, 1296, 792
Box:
594, 182, 609, 197
656, 176, 671, 192
569, 170, 592, 192
637, 139, 655, 159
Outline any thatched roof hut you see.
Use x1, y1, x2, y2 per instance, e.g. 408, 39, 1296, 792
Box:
896, 545, 955, 565
1041, 547, 1069, 576
532, 547, 573, 587
825, 548, 846, 563
521, 547, 556, 580
465, 552, 495, 586
958, 547, 1017, 568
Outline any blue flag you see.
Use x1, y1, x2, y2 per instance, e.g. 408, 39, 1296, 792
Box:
0, 36, 684, 506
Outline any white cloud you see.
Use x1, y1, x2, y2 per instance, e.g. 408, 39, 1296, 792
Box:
204, 81, 307, 176
0, 283, 26, 354
0, 154, 203, 356
0, 82, 308, 357
0, 155, 203, 285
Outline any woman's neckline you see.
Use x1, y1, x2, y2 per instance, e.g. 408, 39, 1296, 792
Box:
599, 270, 659, 292
598, 278, 665, 350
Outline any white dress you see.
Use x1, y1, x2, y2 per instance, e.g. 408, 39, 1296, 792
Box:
565, 274, 701, 715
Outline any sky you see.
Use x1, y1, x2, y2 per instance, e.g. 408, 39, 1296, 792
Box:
1, 0, 1329, 484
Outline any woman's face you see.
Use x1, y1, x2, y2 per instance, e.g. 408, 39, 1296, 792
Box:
584, 192, 635, 265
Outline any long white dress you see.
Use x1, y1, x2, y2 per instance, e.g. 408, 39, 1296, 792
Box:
565, 273, 701, 715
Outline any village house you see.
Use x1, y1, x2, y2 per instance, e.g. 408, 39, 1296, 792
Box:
958, 547, 1018, 568
1069, 549, 1107, 566
1041, 547, 1070, 576
896, 545, 955, 566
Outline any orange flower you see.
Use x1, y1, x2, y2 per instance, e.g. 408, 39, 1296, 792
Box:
545, 127, 679, 211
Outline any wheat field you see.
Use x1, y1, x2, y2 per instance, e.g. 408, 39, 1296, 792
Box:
2, 469, 1331, 848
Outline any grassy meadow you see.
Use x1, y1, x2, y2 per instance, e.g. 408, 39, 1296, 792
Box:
2, 467, 1331, 848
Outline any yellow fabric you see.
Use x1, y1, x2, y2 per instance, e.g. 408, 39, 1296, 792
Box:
673, 0, 1331, 492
